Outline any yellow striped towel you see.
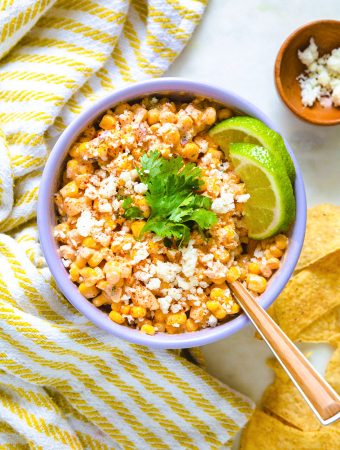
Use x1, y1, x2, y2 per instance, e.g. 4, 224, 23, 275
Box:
0, 1, 254, 448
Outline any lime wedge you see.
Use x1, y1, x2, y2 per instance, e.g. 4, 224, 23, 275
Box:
209, 116, 295, 183
229, 143, 296, 239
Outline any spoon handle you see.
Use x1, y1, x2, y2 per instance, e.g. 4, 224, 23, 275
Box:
230, 281, 340, 425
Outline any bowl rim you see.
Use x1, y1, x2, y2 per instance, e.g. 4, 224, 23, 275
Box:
37, 77, 307, 349
274, 19, 340, 126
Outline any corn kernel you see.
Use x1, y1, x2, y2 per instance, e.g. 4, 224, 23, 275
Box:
96, 280, 110, 291
269, 245, 283, 258
247, 274, 267, 293
111, 302, 122, 312
181, 142, 199, 161
78, 283, 99, 298
226, 266, 242, 283
75, 256, 87, 269
209, 276, 226, 285
93, 293, 111, 307
248, 262, 261, 274
120, 305, 131, 315
131, 221, 146, 239
103, 261, 121, 285
214, 248, 230, 263
69, 143, 82, 158
88, 252, 104, 268
69, 263, 80, 282
223, 226, 235, 242
162, 125, 180, 146
154, 310, 166, 323
115, 103, 130, 114
166, 312, 186, 326
275, 234, 289, 250
81, 266, 102, 284
203, 107, 216, 125
99, 114, 116, 130
131, 306, 147, 318
165, 324, 180, 334
141, 324, 156, 335
109, 310, 125, 324
159, 110, 177, 124
207, 148, 223, 160
209, 288, 225, 301
82, 237, 98, 249
154, 322, 166, 332
267, 257, 280, 270
217, 108, 233, 120
230, 302, 241, 314
185, 318, 199, 332
60, 181, 79, 198
214, 307, 227, 320
206, 300, 220, 313
147, 108, 160, 125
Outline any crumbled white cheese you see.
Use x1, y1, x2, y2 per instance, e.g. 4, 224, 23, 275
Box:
176, 276, 199, 292
236, 194, 250, 203
122, 242, 132, 251
134, 270, 153, 283
112, 198, 121, 211
155, 261, 182, 283
61, 258, 71, 268
332, 82, 340, 107
327, 48, 340, 74
97, 199, 112, 213
84, 184, 98, 200
167, 288, 183, 301
298, 37, 318, 66
204, 261, 228, 280
120, 171, 135, 189
211, 192, 235, 214
254, 247, 264, 258
181, 240, 198, 278
134, 182, 148, 194
76, 210, 93, 237
131, 242, 149, 265
98, 175, 117, 198
297, 38, 340, 108
146, 277, 161, 291
158, 296, 172, 314
208, 315, 218, 327
171, 303, 182, 313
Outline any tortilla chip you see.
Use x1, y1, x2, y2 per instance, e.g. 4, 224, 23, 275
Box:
298, 307, 340, 343
295, 204, 340, 272
271, 251, 340, 340
240, 410, 340, 450
326, 346, 340, 394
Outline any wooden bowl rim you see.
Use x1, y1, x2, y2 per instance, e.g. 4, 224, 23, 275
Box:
274, 19, 340, 126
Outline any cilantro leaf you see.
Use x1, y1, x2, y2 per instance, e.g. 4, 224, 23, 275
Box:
121, 196, 143, 219
122, 197, 133, 208
138, 152, 218, 244
142, 219, 190, 245
123, 206, 144, 219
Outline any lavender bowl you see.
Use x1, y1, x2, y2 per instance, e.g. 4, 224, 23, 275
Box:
38, 78, 306, 349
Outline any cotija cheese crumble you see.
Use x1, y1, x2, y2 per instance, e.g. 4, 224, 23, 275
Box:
54, 96, 288, 335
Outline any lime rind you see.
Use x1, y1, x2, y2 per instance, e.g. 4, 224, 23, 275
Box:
229, 143, 296, 239
209, 116, 296, 183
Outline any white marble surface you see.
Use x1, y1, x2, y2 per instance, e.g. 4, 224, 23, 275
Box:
166, 0, 340, 446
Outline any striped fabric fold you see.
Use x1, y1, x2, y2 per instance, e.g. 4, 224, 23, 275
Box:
0, 1, 254, 448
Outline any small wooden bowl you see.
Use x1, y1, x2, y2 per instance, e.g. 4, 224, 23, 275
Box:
275, 20, 340, 126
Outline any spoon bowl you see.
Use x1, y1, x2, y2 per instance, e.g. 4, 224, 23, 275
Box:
275, 20, 340, 126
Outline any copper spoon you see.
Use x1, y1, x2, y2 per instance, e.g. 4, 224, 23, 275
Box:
229, 281, 340, 426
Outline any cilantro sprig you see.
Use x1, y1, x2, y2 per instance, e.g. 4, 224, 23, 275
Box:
137, 151, 217, 245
